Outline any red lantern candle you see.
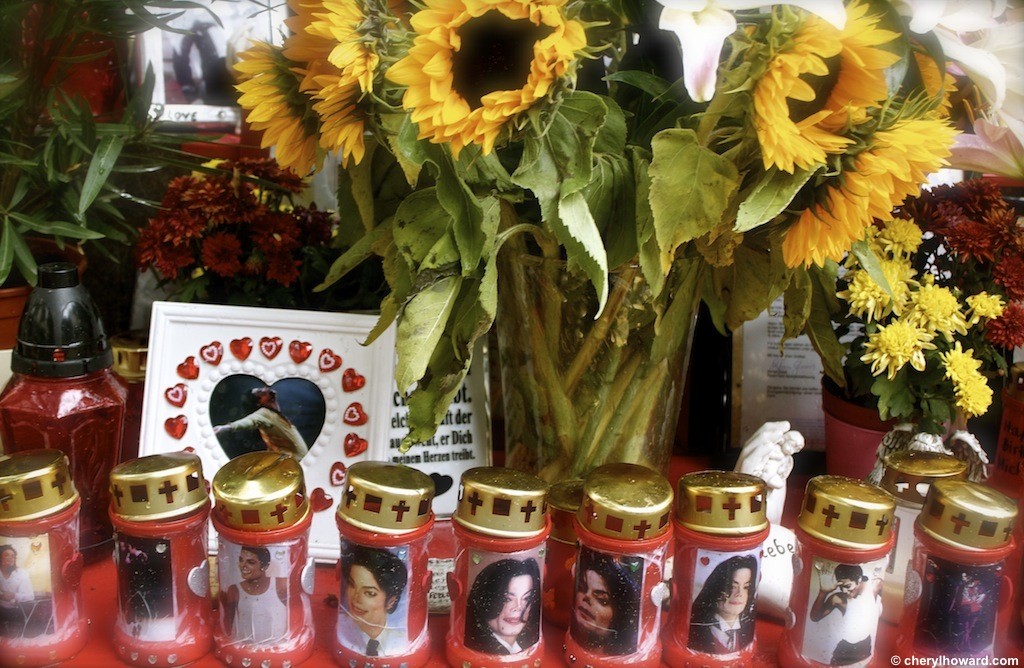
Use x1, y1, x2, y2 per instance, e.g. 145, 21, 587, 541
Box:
212, 452, 315, 668
896, 479, 1018, 661
663, 471, 769, 667
565, 463, 673, 668
109, 452, 212, 666
545, 479, 583, 630
446, 467, 550, 668
333, 461, 435, 667
779, 475, 896, 668
0, 449, 86, 666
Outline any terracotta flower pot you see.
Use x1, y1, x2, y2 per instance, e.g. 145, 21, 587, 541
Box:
821, 380, 896, 479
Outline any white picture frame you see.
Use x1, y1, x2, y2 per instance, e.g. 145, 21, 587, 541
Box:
139, 301, 396, 561
136, 0, 286, 128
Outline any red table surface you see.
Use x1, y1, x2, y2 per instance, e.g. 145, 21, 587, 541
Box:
66, 456, 1017, 666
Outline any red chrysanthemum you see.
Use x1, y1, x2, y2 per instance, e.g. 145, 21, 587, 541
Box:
944, 218, 998, 263
264, 249, 301, 286
986, 301, 1024, 349
252, 212, 302, 255
201, 233, 244, 277
994, 252, 1024, 301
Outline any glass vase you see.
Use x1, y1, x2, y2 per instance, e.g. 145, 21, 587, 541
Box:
496, 251, 701, 482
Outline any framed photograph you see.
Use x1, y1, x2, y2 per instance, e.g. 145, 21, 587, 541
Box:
136, 0, 286, 127
140, 301, 397, 561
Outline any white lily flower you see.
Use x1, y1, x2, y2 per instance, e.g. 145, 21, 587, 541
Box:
655, 0, 846, 103
950, 117, 1024, 178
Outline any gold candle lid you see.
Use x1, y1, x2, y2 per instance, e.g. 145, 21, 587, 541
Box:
880, 451, 967, 506
918, 479, 1017, 551
798, 475, 896, 550
336, 461, 434, 534
578, 463, 673, 541
212, 452, 309, 531
0, 450, 78, 522
453, 467, 548, 538
110, 452, 208, 521
110, 330, 148, 381
676, 470, 768, 536
548, 479, 583, 544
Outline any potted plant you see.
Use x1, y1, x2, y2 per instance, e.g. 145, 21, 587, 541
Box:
0, 1, 215, 346
811, 180, 1021, 477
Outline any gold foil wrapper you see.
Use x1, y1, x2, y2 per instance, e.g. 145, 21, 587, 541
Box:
336, 461, 434, 534
453, 467, 548, 538
881, 451, 967, 506
798, 475, 895, 550
110, 330, 148, 382
578, 463, 673, 541
918, 479, 1017, 551
547, 479, 583, 545
676, 470, 768, 536
212, 452, 309, 531
110, 451, 208, 521
0, 449, 78, 522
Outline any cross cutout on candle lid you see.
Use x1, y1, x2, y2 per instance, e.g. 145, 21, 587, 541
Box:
51, 471, 67, 496
392, 500, 410, 522
722, 496, 742, 520
112, 485, 125, 507
822, 504, 840, 527
466, 491, 484, 515
158, 480, 178, 504
0, 488, 10, 512
521, 500, 538, 522
270, 503, 288, 524
634, 519, 651, 539
951, 512, 971, 535
875, 515, 889, 535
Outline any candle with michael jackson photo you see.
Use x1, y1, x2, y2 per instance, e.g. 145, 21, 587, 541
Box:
446, 467, 549, 668
779, 475, 896, 668
566, 463, 673, 668
663, 471, 769, 667
0, 450, 86, 667
109, 452, 212, 667
212, 452, 315, 668
896, 479, 1018, 662
334, 461, 435, 667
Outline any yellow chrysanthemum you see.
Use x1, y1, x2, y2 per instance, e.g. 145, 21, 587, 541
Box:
875, 218, 922, 258
907, 284, 968, 339
783, 118, 957, 267
940, 342, 992, 417
861, 319, 936, 380
235, 43, 320, 174
838, 259, 914, 323
967, 293, 1005, 325
386, 0, 586, 155
754, 0, 898, 173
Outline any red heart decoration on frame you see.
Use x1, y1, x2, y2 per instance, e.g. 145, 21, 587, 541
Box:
289, 340, 313, 364
344, 432, 368, 457
230, 338, 253, 360
342, 368, 366, 392
165, 415, 188, 439
329, 462, 347, 487
319, 349, 342, 372
343, 403, 368, 426
700, 556, 711, 566
310, 488, 334, 512
164, 383, 188, 408
199, 341, 223, 366
260, 337, 283, 359
176, 357, 199, 380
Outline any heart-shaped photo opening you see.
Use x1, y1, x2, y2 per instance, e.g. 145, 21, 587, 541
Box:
210, 374, 326, 461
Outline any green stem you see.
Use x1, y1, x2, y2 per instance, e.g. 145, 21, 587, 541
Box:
564, 264, 639, 397
572, 351, 643, 474
528, 300, 576, 461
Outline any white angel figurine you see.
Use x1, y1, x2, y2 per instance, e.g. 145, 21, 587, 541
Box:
867, 425, 991, 485
735, 421, 805, 621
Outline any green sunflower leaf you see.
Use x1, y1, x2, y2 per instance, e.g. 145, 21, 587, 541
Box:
555, 191, 609, 313
649, 129, 738, 259
396, 275, 463, 394
735, 167, 817, 232
851, 240, 892, 299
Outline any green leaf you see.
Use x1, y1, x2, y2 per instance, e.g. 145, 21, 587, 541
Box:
344, 140, 379, 233
10, 234, 36, 286
805, 265, 846, 385
392, 188, 459, 272
872, 372, 913, 421
783, 269, 813, 343
632, 151, 666, 297
851, 240, 891, 299
712, 243, 792, 330
0, 218, 15, 284
78, 135, 124, 217
735, 168, 817, 232
555, 191, 609, 313
8, 213, 105, 240
651, 260, 702, 363
396, 275, 462, 393
649, 129, 739, 258
316, 220, 393, 290
430, 149, 484, 275
603, 71, 673, 100
381, 113, 423, 186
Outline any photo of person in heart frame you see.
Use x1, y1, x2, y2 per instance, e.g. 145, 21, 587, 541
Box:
210, 375, 325, 461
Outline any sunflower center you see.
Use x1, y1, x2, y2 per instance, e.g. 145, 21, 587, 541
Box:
451, 11, 553, 109
788, 54, 841, 122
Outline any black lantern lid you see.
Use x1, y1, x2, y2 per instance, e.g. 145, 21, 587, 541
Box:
12, 263, 112, 377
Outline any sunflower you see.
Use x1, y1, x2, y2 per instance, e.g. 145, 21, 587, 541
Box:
386, 0, 586, 155
236, 43, 321, 174
782, 117, 957, 267
754, 0, 899, 173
